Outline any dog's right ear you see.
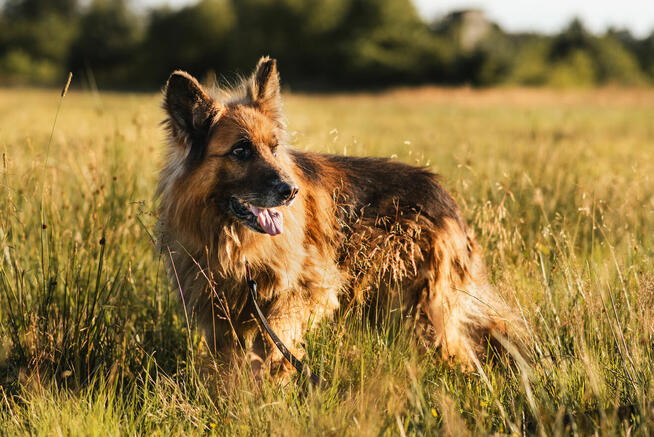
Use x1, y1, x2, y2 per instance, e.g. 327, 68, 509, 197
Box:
163, 71, 222, 153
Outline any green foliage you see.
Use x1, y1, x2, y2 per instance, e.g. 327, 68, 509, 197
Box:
0, 49, 61, 83
2, 0, 78, 19
592, 35, 646, 85
547, 49, 597, 87
68, 0, 143, 86
343, 23, 451, 84
0, 0, 653, 88
224, 0, 445, 86
142, 0, 235, 85
506, 22, 651, 87
0, 4, 76, 84
508, 38, 551, 85
545, 20, 646, 86
637, 33, 654, 77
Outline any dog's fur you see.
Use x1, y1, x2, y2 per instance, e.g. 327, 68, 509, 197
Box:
157, 57, 520, 377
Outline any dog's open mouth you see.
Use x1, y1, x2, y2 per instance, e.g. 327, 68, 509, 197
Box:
230, 197, 283, 236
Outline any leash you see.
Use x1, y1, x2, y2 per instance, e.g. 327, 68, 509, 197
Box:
244, 258, 323, 386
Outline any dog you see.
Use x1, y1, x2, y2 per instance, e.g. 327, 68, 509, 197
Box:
157, 56, 520, 378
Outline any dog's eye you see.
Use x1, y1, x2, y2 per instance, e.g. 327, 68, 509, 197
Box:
231, 142, 252, 160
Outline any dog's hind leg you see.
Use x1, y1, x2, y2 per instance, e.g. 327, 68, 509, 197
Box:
421, 218, 515, 367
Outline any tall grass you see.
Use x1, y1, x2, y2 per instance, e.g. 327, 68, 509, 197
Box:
0, 86, 652, 435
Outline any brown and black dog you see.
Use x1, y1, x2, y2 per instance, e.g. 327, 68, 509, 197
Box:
157, 57, 520, 378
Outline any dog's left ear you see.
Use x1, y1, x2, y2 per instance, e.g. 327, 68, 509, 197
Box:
248, 57, 283, 124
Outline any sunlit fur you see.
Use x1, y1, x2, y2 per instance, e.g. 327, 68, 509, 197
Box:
157, 57, 522, 378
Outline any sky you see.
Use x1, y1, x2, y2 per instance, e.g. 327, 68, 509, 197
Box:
138, 0, 654, 38
415, 0, 654, 37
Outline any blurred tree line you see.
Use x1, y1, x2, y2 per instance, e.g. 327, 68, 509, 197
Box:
1, 0, 653, 89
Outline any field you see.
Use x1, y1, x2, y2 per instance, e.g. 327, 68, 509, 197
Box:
0, 85, 653, 436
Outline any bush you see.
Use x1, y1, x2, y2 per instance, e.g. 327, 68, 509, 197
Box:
592, 35, 646, 85
547, 49, 596, 87
0, 49, 61, 84
508, 37, 550, 86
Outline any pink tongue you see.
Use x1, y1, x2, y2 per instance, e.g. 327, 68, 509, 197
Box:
248, 206, 283, 236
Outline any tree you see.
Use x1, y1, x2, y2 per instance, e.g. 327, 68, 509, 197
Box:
67, 0, 142, 87
338, 0, 450, 85
3, 0, 78, 19
0, 0, 78, 83
142, 0, 235, 85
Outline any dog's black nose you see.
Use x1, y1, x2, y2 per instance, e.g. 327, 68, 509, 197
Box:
276, 182, 299, 202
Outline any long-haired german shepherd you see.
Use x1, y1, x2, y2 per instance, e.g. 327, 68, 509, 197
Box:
157, 57, 521, 378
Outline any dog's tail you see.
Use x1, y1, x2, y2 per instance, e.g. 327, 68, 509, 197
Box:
422, 218, 530, 369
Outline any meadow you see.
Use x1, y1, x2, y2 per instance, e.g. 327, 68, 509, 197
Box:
0, 85, 652, 436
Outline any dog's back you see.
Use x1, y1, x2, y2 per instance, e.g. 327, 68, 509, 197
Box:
290, 150, 519, 365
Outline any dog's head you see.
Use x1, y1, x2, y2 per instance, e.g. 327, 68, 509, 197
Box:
161, 57, 297, 237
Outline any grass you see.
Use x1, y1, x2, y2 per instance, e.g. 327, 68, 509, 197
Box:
0, 84, 653, 435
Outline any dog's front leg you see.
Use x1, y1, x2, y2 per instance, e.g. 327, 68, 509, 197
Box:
260, 295, 311, 381
260, 286, 339, 381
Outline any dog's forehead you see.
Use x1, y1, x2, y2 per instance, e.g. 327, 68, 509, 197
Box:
228, 104, 278, 145
208, 105, 278, 153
